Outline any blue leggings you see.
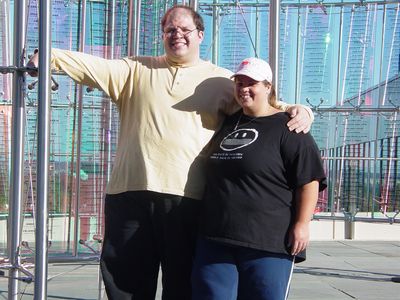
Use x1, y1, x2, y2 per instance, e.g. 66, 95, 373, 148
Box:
191, 238, 295, 300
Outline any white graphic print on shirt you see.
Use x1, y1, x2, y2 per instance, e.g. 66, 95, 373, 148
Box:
210, 128, 259, 160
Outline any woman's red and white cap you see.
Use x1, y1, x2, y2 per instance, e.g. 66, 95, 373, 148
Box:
232, 57, 273, 83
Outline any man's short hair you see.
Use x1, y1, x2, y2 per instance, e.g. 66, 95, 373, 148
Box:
161, 5, 205, 32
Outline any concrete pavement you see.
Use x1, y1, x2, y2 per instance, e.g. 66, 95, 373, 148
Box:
289, 241, 400, 300
0, 240, 399, 299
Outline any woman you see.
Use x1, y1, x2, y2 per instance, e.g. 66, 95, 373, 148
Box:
191, 57, 327, 300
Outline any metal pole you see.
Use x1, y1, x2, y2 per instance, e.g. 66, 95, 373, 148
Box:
372, 3, 388, 217
106, 0, 116, 173
189, 0, 198, 10
134, 0, 141, 56
269, 0, 280, 98
34, 0, 52, 298
127, 0, 140, 56
212, 0, 219, 65
7, 0, 26, 298
72, 0, 87, 257
294, 6, 300, 103
255, 0, 260, 57
127, 0, 134, 56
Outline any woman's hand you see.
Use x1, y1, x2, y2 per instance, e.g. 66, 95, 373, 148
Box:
288, 221, 310, 256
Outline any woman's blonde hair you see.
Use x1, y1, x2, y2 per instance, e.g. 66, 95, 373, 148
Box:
263, 80, 277, 107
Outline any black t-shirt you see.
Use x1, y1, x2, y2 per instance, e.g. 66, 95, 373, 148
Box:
200, 110, 327, 262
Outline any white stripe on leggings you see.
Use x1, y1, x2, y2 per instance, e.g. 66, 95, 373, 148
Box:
284, 256, 296, 300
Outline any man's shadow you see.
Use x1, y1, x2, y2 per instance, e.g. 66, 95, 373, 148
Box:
172, 76, 239, 130
172, 76, 239, 197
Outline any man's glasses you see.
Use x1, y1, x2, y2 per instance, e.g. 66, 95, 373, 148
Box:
163, 27, 198, 38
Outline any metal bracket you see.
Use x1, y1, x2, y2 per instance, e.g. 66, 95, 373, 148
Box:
0, 65, 38, 74
306, 97, 325, 118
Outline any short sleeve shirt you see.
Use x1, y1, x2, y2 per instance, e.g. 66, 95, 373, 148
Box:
200, 110, 327, 261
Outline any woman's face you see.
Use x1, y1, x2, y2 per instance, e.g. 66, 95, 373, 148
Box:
234, 75, 271, 115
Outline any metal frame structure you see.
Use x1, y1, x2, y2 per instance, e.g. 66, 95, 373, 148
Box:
8, 0, 27, 298
34, 1, 52, 298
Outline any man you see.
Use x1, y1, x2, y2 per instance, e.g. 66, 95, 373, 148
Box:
28, 5, 313, 300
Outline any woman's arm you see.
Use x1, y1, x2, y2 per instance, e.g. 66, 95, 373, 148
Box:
289, 180, 319, 256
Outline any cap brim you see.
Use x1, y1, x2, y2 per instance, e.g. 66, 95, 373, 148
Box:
231, 70, 265, 81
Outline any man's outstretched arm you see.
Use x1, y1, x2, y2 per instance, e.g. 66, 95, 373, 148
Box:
26, 49, 132, 102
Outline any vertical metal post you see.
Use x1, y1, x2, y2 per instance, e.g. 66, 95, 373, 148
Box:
93, 0, 117, 254
127, 0, 141, 56
154, 1, 161, 56
94, 2, 115, 297
107, 0, 115, 178
255, 0, 260, 57
34, 0, 52, 299
189, 0, 198, 10
344, 212, 355, 239
329, 148, 337, 216
127, 0, 134, 56
134, 0, 141, 56
269, 0, 280, 98
7, 0, 26, 298
335, 5, 344, 104
72, 0, 87, 257
294, 6, 300, 103
372, 4, 388, 216
106, 0, 116, 173
371, 106, 380, 216
212, 0, 219, 65
331, 5, 343, 217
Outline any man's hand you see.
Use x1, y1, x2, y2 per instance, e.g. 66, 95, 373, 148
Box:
26, 49, 39, 77
286, 105, 313, 134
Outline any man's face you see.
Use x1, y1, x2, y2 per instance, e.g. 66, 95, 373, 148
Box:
162, 8, 204, 64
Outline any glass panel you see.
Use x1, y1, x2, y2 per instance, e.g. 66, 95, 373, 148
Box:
338, 4, 382, 105
200, 1, 269, 70
289, 4, 340, 106
381, 3, 400, 106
